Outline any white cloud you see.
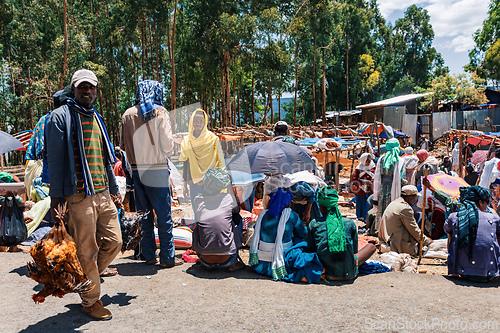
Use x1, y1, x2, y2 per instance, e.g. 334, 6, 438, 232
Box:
426, 0, 488, 38
440, 35, 476, 52
377, 0, 426, 18
377, 0, 489, 53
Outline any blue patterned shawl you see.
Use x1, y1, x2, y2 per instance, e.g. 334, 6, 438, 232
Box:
133, 80, 164, 122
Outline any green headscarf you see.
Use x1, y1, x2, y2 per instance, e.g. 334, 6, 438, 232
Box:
317, 186, 346, 261
202, 167, 231, 195
382, 138, 401, 171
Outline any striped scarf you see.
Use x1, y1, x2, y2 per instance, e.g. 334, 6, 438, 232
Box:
67, 98, 116, 195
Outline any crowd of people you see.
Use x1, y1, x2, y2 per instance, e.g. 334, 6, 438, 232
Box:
2, 68, 500, 322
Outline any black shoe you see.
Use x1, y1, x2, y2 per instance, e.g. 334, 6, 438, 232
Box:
145, 259, 157, 265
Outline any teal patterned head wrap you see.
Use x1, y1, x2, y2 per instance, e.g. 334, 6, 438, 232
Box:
202, 168, 231, 195
457, 186, 490, 256
382, 138, 401, 171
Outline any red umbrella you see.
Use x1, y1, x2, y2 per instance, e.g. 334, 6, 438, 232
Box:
471, 150, 488, 165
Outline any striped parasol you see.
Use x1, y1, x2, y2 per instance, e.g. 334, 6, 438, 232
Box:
426, 173, 469, 199
12, 130, 33, 151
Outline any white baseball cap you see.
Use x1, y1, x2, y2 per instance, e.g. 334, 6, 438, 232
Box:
274, 120, 288, 129
71, 69, 98, 88
401, 185, 419, 196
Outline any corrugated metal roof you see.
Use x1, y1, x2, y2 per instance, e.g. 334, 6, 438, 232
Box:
324, 109, 361, 117
316, 109, 361, 123
356, 93, 431, 109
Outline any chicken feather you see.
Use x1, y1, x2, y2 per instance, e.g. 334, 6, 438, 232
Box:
27, 203, 94, 304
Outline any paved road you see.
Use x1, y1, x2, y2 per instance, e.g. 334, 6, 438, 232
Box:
1, 251, 499, 332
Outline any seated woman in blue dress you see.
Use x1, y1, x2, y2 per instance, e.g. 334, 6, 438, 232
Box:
444, 186, 500, 282
307, 186, 376, 281
288, 181, 322, 226
249, 187, 307, 280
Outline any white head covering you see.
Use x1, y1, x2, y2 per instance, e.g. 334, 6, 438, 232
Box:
452, 143, 460, 166
404, 147, 414, 155
356, 153, 375, 170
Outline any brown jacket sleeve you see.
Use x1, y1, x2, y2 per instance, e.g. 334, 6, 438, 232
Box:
399, 205, 425, 242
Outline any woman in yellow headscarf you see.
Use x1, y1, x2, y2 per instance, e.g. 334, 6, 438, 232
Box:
180, 109, 225, 204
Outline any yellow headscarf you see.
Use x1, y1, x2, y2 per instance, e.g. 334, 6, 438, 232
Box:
179, 109, 225, 183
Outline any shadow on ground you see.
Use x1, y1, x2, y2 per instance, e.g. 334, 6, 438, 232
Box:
444, 275, 500, 288
19, 292, 137, 333
109, 262, 160, 277
19, 304, 91, 333
10, 265, 29, 278
184, 263, 269, 280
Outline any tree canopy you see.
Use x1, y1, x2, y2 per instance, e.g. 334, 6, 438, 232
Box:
0, 0, 447, 142
468, 0, 500, 84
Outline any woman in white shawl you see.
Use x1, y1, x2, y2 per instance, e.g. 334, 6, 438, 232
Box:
352, 153, 375, 222
451, 143, 460, 172
479, 148, 500, 210
373, 138, 407, 230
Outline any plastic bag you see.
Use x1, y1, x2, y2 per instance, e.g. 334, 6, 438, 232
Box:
0, 192, 28, 246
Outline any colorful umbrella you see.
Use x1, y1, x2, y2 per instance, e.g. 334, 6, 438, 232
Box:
471, 150, 488, 166
425, 173, 469, 199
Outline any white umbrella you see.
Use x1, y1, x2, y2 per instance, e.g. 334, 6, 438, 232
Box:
0, 131, 24, 155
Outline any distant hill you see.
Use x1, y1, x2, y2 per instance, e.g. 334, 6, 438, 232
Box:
255, 97, 294, 122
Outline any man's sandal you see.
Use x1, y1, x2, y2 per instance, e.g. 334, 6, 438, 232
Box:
100, 268, 118, 277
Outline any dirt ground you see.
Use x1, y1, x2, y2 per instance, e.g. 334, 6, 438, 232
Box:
1, 249, 499, 333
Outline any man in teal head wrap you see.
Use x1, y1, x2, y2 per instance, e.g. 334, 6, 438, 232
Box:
372, 138, 407, 230
306, 186, 376, 280
383, 138, 401, 171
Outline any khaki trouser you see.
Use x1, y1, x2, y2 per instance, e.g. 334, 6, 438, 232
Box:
65, 190, 122, 307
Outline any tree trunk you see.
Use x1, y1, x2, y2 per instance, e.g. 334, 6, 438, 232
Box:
185, 65, 190, 105
251, 75, 255, 126
223, 51, 231, 127
269, 82, 273, 125
278, 89, 281, 121
322, 61, 326, 126
155, 16, 160, 81
220, 67, 225, 125
262, 94, 269, 126
59, 0, 68, 90
90, 0, 97, 61
294, 43, 299, 126
232, 75, 236, 125
141, 14, 146, 78
168, 0, 178, 113
345, 34, 350, 110
28, 68, 33, 129
312, 32, 317, 125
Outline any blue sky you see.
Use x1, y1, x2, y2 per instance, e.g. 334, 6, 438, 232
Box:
378, 0, 490, 75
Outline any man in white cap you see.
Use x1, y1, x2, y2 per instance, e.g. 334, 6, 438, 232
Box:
272, 120, 312, 157
46, 69, 121, 320
378, 185, 432, 255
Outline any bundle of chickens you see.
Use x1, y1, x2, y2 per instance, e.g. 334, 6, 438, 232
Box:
111, 194, 147, 252
27, 203, 93, 304
120, 210, 148, 252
